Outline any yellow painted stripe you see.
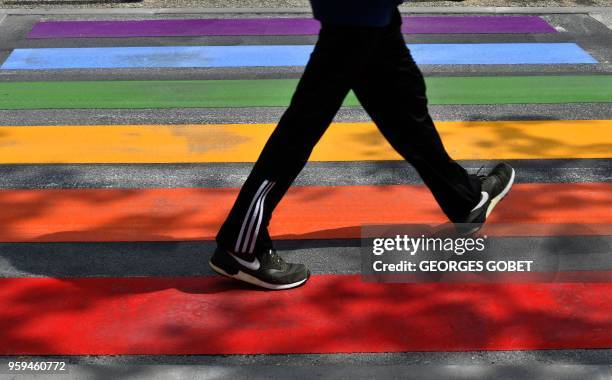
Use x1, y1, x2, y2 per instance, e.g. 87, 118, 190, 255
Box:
1, 120, 610, 163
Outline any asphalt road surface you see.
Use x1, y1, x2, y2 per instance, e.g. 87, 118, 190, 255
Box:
0, 7, 610, 380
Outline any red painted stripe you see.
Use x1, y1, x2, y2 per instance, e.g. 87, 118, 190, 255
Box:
1, 274, 611, 355
0, 183, 610, 242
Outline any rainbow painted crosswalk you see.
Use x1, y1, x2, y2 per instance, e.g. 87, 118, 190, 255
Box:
0, 12, 611, 365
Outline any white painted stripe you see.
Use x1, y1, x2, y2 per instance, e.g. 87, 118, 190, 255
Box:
248, 181, 275, 254
240, 181, 274, 253
234, 180, 269, 253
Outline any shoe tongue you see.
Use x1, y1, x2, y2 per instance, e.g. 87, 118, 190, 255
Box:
258, 249, 275, 262
483, 174, 502, 193
263, 249, 288, 270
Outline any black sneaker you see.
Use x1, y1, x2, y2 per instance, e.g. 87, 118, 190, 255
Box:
460, 163, 515, 232
209, 247, 310, 290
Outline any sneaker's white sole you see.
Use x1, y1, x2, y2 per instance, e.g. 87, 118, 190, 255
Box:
209, 261, 308, 290
485, 167, 516, 218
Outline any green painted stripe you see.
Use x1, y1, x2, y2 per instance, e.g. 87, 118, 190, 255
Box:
1, 76, 611, 109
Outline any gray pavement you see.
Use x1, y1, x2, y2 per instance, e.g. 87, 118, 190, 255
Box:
0, 159, 610, 189
1, 103, 611, 125
592, 11, 612, 28
1, 0, 611, 10
1, 360, 612, 380
1, 236, 611, 278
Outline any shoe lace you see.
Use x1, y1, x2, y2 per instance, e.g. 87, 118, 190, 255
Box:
475, 165, 487, 181
265, 248, 284, 266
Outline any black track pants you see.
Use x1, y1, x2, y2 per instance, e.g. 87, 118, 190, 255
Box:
216, 12, 481, 254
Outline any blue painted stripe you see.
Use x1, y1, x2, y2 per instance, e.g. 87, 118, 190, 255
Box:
0, 43, 597, 70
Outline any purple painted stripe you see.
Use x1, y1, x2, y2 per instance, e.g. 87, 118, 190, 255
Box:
28, 16, 557, 39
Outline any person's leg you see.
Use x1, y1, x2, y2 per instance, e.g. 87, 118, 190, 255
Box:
216, 26, 370, 255
352, 13, 481, 222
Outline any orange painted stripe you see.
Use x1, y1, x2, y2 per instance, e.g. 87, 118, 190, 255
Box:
0, 120, 611, 163
0, 183, 609, 242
